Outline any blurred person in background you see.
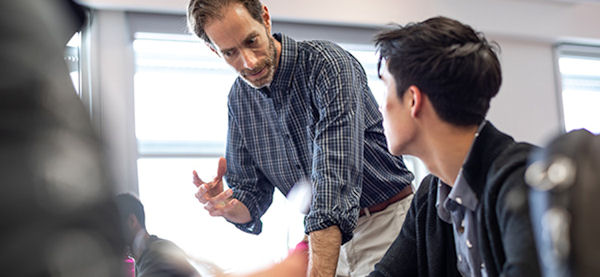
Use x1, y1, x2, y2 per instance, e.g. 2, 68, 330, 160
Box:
116, 193, 201, 277
116, 192, 308, 277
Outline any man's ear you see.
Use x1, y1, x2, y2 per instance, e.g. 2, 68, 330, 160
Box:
205, 42, 221, 57
127, 214, 139, 229
261, 5, 272, 32
407, 85, 424, 118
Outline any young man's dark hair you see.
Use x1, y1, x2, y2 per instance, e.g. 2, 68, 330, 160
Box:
375, 16, 502, 126
116, 193, 146, 229
187, 0, 264, 43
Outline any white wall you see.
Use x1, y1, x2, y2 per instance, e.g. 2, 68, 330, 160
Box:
264, 0, 600, 42
488, 36, 563, 144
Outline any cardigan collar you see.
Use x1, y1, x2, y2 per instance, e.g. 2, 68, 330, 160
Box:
461, 121, 516, 197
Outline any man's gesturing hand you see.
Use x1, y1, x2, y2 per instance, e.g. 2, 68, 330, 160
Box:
192, 157, 251, 224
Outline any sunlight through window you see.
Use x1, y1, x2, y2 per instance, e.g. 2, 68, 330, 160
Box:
558, 49, 600, 134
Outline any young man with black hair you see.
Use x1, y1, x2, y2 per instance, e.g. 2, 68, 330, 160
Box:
369, 17, 541, 276
186, 0, 415, 275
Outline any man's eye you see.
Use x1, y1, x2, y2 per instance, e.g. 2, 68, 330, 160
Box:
248, 38, 257, 45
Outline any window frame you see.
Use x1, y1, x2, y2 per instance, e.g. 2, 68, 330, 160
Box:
554, 43, 600, 133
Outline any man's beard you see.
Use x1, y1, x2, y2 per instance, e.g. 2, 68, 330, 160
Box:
240, 34, 277, 89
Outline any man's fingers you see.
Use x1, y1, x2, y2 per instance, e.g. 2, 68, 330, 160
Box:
217, 157, 227, 178
195, 183, 229, 202
194, 184, 210, 204
203, 193, 234, 214
212, 189, 233, 202
205, 177, 222, 190
222, 198, 238, 212
195, 192, 207, 204
197, 184, 236, 218
208, 198, 229, 210
192, 170, 205, 187
204, 202, 229, 217
204, 205, 223, 217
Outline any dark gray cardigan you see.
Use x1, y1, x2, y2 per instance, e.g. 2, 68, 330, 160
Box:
370, 122, 541, 276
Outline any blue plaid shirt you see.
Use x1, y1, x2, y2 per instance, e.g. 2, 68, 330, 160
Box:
225, 33, 413, 243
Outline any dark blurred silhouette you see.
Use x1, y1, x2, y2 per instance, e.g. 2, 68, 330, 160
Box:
0, 0, 125, 276
526, 129, 600, 277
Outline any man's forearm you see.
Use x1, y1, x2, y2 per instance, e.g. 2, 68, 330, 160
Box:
308, 225, 342, 277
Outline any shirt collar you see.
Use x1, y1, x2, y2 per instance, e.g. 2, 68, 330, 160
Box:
436, 169, 479, 224
270, 33, 297, 91
447, 168, 479, 211
436, 180, 452, 223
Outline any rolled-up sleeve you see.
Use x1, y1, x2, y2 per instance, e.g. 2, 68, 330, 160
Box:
304, 54, 364, 244
225, 105, 274, 235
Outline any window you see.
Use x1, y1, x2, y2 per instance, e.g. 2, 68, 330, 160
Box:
133, 33, 305, 273
557, 45, 600, 134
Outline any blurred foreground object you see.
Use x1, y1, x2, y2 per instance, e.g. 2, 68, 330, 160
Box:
232, 240, 308, 277
286, 178, 312, 215
526, 129, 600, 277
0, 0, 125, 276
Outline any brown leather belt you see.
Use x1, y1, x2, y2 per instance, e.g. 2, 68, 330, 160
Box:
359, 185, 413, 217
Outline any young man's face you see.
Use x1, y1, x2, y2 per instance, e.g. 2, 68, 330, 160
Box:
379, 62, 415, 156
204, 3, 277, 88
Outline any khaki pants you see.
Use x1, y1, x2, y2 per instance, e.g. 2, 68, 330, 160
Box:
335, 194, 413, 277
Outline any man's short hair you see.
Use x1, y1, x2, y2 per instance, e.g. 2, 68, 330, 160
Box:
116, 193, 146, 229
187, 0, 264, 43
375, 16, 502, 126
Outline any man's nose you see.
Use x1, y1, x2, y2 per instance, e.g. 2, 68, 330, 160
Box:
240, 49, 258, 70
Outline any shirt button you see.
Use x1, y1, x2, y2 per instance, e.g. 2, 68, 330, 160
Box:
481, 263, 485, 269
466, 239, 473, 248
295, 164, 301, 169
455, 197, 463, 205
458, 255, 463, 262
459, 218, 466, 234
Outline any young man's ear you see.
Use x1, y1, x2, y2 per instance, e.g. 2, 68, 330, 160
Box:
127, 214, 139, 229
407, 85, 424, 118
